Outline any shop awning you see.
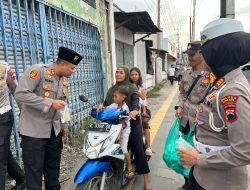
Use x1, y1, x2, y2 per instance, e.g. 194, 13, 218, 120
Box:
114, 11, 161, 34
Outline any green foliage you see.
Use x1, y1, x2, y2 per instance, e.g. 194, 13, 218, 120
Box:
147, 80, 165, 98
147, 91, 160, 98
69, 116, 98, 146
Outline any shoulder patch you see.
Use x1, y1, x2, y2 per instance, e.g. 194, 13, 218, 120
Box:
223, 104, 238, 123
220, 95, 239, 106
30, 69, 39, 79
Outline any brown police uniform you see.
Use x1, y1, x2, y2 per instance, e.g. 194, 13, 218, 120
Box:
14, 46, 82, 190
194, 68, 250, 190
15, 63, 69, 138
176, 69, 210, 128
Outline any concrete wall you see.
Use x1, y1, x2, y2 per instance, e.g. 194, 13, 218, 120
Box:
134, 41, 147, 83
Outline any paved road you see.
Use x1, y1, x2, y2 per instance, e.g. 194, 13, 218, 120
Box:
130, 82, 184, 190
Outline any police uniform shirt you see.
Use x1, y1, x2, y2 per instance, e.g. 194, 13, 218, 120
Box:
194, 68, 250, 190
176, 69, 210, 127
14, 64, 69, 138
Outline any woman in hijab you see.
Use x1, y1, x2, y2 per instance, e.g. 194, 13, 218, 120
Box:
98, 66, 151, 190
177, 18, 250, 190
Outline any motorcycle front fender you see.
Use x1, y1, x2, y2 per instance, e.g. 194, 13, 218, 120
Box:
74, 160, 110, 184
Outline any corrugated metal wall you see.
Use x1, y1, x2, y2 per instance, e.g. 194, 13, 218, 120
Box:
0, 0, 104, 161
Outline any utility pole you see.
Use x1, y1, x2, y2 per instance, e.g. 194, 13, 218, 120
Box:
191, 0, 196, 41
176, 28, 181, 51
175, 28, 181, 66
220, 0, 235, 18
189, 17, 192, 42
157, 0, 161, 52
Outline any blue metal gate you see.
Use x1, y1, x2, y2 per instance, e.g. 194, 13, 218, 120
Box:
0, 0, 104, 161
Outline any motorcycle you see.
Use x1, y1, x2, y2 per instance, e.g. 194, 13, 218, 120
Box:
74, 95, 132, 190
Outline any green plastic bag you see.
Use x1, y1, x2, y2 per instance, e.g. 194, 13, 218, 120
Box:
162, 118, 195, 177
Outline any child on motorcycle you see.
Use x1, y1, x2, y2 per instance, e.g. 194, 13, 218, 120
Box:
106, 85, 134, 178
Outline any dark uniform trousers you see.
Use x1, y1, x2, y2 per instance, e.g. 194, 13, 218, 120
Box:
0, 111, 12, 190
0, 111, 25, 190
186, 167, 205, 190
21, 128, 63, 190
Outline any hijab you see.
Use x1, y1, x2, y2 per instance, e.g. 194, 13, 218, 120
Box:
200, 32, 250, 78
105, 66, 138, 108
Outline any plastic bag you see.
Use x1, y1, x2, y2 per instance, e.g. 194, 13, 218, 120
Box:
162, 118, 192, 177
177, 136, 193, 150
59, 104, 71, 123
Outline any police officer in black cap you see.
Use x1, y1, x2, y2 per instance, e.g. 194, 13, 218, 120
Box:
14, 47, 83, 190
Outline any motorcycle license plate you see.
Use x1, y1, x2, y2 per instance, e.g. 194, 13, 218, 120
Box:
88, 123, 111, 133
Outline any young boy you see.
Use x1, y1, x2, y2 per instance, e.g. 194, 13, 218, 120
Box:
106, 85, 134, 178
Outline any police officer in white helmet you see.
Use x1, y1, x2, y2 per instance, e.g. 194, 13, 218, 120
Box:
177, 18, 250, 190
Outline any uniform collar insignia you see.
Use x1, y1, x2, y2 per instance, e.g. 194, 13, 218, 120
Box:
214, 77, 225, 89
209, 72, 216, 84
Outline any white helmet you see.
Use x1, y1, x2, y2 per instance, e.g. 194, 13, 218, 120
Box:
200, 18, 244, 45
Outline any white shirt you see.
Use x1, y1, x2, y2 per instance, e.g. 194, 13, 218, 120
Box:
107, 103, 130, 137
139, 83, 147, 106
168, 67, 175, 76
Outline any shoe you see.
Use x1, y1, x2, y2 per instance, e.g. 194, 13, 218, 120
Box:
145, 147, 153, 156
125, 169, 135, 179
144, 187, 152, 190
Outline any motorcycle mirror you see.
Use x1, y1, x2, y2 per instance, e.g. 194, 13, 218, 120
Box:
79, 95, 88, 102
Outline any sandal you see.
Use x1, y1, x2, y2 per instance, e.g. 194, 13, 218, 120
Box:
125, 169, 135, 179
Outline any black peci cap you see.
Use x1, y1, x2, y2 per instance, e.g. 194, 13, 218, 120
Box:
58, 47, 83, 65
184, 41, 201, 56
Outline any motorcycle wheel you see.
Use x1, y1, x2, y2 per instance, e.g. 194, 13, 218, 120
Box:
75, 173, 108, 190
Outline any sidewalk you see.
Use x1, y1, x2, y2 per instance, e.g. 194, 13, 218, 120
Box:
129, 82, 184, 190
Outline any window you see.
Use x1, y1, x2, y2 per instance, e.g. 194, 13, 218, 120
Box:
82, 0, 96, 8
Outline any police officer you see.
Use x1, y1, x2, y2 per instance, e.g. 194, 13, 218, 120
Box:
177, 18, 250, 190
0, 61, 26, 190
14, 47, 82, 190
175, 41, 210, 190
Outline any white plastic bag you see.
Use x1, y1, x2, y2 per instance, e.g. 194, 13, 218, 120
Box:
176, 135, 193, 150
176, 135, 193, 168
59, 104, 71, 123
